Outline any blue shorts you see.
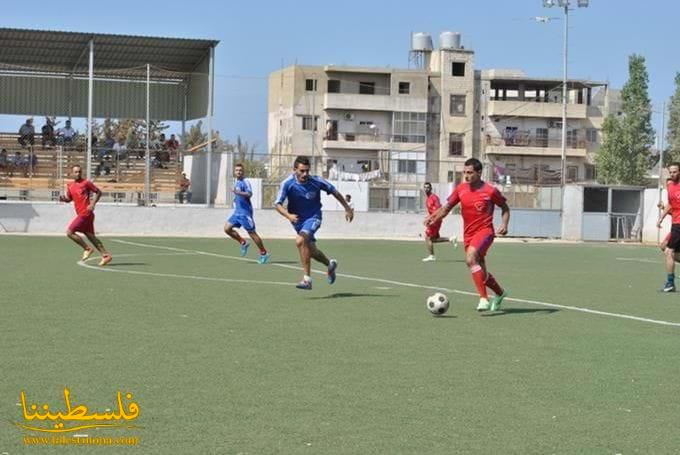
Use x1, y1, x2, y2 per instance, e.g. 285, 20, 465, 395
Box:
293, 217, 322, 242
227, 213, 255, 232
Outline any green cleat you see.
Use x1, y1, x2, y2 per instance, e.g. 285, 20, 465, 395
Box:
489, 291, 508, 312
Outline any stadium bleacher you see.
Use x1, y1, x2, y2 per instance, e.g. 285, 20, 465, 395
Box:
0, 133, 181, 203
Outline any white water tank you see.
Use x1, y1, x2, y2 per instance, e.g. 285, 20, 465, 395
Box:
440, 31, 461, 50
411, 32, 433, 51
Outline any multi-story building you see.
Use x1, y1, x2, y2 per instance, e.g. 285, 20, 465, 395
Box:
267, 32, 614, 210
480, 69, 613, 184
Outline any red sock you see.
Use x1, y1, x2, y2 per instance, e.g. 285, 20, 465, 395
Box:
485, 273, 504, 296
470, 265, 488, 299
260, 249, 267, 255
239, 239, 247, 245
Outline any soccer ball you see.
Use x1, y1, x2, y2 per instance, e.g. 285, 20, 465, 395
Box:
427, 292, 449, 316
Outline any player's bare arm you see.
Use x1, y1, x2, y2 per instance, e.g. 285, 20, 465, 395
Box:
59, 194, 71, 203
88, 188, 102, 212
425, 202, 453, 226
331, 190, 354, 222
657, 204, 673, 228
275, 203, 298, 223
497, 201, 510, 236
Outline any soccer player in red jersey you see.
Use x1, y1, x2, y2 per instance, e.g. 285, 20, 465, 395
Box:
425, 158, 510, 311
422, 182, 458, 262
59, 164, 112, 266
656, 162, 680, 292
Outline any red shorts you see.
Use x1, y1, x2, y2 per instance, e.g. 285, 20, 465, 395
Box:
464, 228, 495, 258
425, 221, 442, 239
68, 212, 95, 234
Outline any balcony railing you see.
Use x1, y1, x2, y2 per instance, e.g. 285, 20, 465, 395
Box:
486, 131, 588, 149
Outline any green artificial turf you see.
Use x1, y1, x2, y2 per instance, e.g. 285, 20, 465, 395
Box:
2, 236, 679, 454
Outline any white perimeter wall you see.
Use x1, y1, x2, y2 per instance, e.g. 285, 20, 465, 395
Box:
0, 202, 462, 239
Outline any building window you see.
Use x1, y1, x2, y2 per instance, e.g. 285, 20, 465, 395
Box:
451, 62, 465, 77
586, 128, 598, 143
567, 166, 579, 182
447, 171, 454, 182
397, 196, 417, 211
584, 164, 596, 181
397, 160, 417, 174
567, 130, 578, 148
535, 128, 548, 147
302, 116, 318, 131
327, 79, 340, 93
393, 111, 426, 143
450, 94, 466, 116
359, 81, 375, 95
449, 133, 464, 156
398, 82, 410, 94
305, 79, 317, 91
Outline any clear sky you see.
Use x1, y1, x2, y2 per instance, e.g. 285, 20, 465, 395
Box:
1, 0, 676, 151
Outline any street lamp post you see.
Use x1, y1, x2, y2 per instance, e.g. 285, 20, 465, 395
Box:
542, 0, 589, 186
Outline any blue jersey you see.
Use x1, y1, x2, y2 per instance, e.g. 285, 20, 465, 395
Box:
233, 178, 253, 216
275, 174, 336, 220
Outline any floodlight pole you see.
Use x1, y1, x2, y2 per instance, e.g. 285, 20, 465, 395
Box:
206, 45, 215, 206
145, 63, 151, 206
86, 39, 94, 179
560, 3, 568, 187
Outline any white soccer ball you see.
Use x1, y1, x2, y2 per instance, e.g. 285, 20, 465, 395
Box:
427, 292, 449, 316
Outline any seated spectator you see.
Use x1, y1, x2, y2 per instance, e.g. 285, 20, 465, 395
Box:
18, 118, 35, 147
101, 135, 115, 159
0, 149, 8, 173
95, 155, 112, 177
41, 117, 56, 148
56, 119, 77, 145
112, 138, 127, 160
177, 173, 192, 204
10, 151, 28, 177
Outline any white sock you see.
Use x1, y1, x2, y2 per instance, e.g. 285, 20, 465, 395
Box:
304, 275, 311, 282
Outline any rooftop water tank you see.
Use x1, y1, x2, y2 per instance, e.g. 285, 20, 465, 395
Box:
440, 31, 461, 50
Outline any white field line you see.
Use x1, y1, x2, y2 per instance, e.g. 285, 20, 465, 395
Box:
105, 239, 680, 328
616, 257, 660, 264
77, 251, 295, 287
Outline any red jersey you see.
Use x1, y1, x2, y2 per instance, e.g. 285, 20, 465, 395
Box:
426, 193, 442, 215
668, 181, 680, 224
447, 181, 506, 241
66, 179, 99, 216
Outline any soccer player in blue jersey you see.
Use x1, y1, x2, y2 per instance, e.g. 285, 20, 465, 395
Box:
224, 163, 270, 264
275, 156, 354, 290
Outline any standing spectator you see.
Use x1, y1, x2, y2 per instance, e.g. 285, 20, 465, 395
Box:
177, 173, 192, 204
41, 117, 56, 148
56, 119, 77, 145
164, 133, 179, 161
0, 149, 8, 173
18, 118, 35, 147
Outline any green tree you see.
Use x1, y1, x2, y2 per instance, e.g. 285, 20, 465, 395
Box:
665, 72, 680, 164
596, 54, 655, 184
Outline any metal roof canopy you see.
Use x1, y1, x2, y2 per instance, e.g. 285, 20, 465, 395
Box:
0, 28, 218, 202
0, 27, 218, 121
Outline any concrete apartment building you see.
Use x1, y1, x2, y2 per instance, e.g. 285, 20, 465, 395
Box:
268, 32, 614, 210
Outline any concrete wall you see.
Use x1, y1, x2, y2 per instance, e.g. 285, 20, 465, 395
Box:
0, 202, 461, 239
561, 185, 583, 241
643, 188, 666, 244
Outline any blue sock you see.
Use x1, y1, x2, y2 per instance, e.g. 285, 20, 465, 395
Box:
667, 273, 675, 283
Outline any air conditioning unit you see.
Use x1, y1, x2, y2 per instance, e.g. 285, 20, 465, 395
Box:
343, 112, 355, 121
